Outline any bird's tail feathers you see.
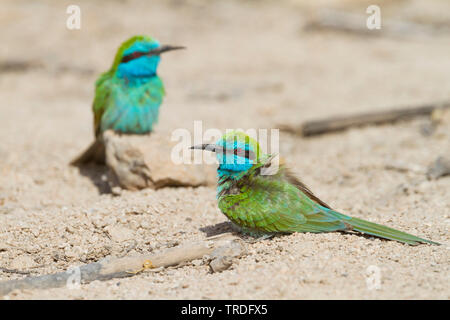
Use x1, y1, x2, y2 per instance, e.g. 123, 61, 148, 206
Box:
333, 211, 440, 246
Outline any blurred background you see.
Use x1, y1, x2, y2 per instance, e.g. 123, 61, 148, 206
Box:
0, 0, 449, 299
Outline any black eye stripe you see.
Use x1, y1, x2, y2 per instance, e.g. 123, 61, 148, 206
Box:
228, 147, 255, 160
121, 51, 148, 63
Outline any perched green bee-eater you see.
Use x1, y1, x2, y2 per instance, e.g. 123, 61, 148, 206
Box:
72, 35, 184, 165
191, 131, 440, 245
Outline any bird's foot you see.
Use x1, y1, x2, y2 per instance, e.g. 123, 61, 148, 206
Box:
244, 234, 275, 243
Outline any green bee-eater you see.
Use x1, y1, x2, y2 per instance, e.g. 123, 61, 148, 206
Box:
191, 131, 440, 245
72, 35, 184, 165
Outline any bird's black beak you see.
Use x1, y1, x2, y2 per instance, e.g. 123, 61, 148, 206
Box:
150, 45, 185, 55
190, 144, 223, 153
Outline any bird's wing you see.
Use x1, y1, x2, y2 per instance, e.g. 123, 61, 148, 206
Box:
283, 168, 332, 209
218, 169, 348, 234
219, 157, 439, 244
257, 155, 332, 209
92, 72, 113, 137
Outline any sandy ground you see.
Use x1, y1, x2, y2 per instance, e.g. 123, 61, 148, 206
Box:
0, 0, 449, 299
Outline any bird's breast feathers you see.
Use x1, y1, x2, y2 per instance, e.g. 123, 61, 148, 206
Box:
94, 75, 165, 135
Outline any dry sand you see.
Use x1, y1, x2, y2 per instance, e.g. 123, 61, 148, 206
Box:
0, 0, 449, 299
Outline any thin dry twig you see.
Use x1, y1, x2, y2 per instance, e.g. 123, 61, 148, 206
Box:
304, 9, 450, 38
280, 102, 450, 137
0, 233, 244, 296
0, 268, 31, 276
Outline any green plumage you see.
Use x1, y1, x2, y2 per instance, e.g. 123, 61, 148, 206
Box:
194, 131, 440, 246
71, 35, 181, 165
92, 35, 165, 137
93, 73, 164, 136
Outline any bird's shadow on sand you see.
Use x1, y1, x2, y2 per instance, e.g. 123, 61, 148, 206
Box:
200, 222, 394, 244
199, 221, 236, 237
75, 163, 113, 194
339, 230, 392, 243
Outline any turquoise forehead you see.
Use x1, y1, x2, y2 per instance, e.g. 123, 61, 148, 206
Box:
123, 40, 161, 56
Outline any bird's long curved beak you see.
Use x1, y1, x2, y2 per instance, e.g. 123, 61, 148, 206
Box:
190, 144, 224, 153
151, 45, 185, 55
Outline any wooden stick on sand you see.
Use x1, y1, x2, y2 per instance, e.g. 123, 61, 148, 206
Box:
280, 102, 450, 137
0, 233, 245, 296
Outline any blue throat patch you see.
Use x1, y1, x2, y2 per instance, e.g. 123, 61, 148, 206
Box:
117, 40, 162, 80
117, 55, 161, 80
